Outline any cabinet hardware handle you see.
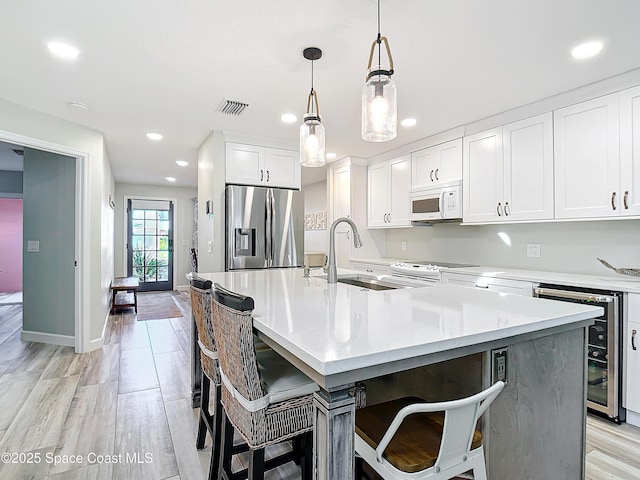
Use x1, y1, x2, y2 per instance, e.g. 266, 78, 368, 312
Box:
266, 170, 270, 182
435, 168, 439, 181
633, 329, 637, 351
624, 190, 629, 210
260, 169, 264, 181
475, 284, 489, 289
387, 213, 391, 223
383, 213, 387, 223
366, 269, 373, 272
346, 230, 349, 240
505, 202, 510, 216
497, 203, 502, 216
430, 169, 434, 181
611, 192, 616, 210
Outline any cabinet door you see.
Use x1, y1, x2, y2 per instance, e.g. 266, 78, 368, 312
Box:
368, 162, 389, 227
463, 128, 503, 223
554, 94, 620, 219
503, 113, 554, 221
226, 143, 263, 185
620, 86, 640, 216
264, 148, 301, 189
411, 146, 439, 189
332, 164, 351, 232
626, 294, 640, 413
388, 156, 411, 226
435, 138, 463, 185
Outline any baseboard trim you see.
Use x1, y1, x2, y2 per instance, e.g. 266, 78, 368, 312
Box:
21, 330, 75, 347
175, 284, 190, 292
87, 314, 109, 352
626, 409, 640, 427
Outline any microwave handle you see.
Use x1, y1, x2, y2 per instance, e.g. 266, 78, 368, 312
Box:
439, 189, 445, 219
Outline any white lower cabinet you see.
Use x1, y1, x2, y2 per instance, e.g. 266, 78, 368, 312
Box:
441, 272, 536, 296
625, 293, 640, 423
350, 261, 391, 275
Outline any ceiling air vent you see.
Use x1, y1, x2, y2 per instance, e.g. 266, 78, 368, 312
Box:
216, 99, 249, 116
11, 149, 24, 156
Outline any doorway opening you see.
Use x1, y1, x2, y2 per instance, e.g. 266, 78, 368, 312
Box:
127, 198, 174, 292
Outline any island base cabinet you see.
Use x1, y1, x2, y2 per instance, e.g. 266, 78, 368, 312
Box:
313, 387, 356, 480
485, 327, 587, 480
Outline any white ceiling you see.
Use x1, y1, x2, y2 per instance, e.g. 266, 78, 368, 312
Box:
1, 0, 640, 188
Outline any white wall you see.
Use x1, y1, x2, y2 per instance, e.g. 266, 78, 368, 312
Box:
0, 97, 115, 349
114, 182, 197, 287
197, 131, 226, 273
384, 220, 640, 276
302, 179, 328, 254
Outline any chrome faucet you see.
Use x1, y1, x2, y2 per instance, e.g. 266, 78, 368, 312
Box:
327, 217, 363, 283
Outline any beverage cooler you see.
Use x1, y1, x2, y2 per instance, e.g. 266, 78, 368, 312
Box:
535, 284, 625, 423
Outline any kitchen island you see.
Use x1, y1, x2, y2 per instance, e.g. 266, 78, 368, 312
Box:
196, 268, 602, 480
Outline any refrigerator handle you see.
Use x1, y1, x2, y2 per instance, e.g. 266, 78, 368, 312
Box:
265, 190, 272, 267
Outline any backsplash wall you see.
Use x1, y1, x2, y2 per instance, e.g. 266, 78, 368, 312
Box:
384, 219, 640, 276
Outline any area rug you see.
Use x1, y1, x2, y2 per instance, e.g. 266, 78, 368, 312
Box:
136, 291, 183, 321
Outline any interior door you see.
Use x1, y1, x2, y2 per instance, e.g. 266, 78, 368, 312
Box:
127, 199, 174, 291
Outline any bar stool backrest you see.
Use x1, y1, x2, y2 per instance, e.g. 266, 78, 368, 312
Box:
211, 283, 267, 410
189, 277, 219, 385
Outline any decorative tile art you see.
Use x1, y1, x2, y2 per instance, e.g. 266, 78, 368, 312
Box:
304, 211, 327, 230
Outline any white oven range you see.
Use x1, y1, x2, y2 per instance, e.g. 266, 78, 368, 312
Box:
390, 261, 478, 284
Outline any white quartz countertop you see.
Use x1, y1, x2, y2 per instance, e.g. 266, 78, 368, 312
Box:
444, 266, 640, 293
196, 268, 601, 379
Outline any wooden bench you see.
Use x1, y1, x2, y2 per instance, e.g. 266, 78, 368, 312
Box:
111, 276, 139, 314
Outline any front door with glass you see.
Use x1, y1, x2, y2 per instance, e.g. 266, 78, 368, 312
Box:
127, 199, 174, 292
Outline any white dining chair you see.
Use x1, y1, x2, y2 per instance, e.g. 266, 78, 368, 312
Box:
354, 381, 505, 480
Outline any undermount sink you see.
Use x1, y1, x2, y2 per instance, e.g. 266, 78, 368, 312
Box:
326, 274, 414, 291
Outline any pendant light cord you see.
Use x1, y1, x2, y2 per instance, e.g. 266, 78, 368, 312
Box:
310, 58, 315, 114
377, 0, 381, 67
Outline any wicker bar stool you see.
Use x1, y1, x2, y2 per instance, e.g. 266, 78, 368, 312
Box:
190, 278, 225, 478
211, 282, 318, 480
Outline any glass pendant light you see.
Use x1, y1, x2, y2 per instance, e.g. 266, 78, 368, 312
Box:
300, 47, 326, 167
362, 0, 397, 142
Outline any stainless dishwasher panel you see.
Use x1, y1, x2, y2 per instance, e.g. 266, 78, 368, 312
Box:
534, 286, 624, 422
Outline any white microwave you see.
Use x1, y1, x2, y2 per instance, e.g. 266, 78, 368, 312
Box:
409, 182, 462, 222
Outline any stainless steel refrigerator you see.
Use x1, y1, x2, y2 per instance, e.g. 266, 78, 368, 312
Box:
225, 185, 304, 270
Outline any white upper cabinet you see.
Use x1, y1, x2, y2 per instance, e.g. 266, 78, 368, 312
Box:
620, 86, 640, 216
503, 113, 554, 221
411, 138, 462, 189
226, 142, 301, 189
463, 128, 503, 223
554, 94, 620, 218
463, 113, 553, 223
367, 155, 411, 228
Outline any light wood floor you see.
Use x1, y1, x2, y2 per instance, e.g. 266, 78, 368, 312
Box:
0, 295, 639, 479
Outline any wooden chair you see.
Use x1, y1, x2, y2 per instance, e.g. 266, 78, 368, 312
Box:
210, 282, 318, 480
354, 381, 505, 480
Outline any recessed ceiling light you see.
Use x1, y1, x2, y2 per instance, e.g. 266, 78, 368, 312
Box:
325, 152, 337, 160
166, 177, 176, 182
281, 113, 298, 124
68, 102, 88, 110
176, 160, 188, 167
401, 118, 417, 127
146, 132, 163, 141
47, 41, 80, 60
571, 41, 604, 60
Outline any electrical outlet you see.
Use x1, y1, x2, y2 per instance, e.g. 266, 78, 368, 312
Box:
182, 240, 189, 246
27, 240, 40, 252
401, 241, 407, 251
492, 348, 508, 383
527, 243, 541, 258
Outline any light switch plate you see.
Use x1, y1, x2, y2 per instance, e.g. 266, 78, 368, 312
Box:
182, 240, 189, 246
27, 240, 40, 253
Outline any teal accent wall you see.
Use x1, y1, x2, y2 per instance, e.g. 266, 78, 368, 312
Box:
0, 170, 23, 197
22, 148, 75, 337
